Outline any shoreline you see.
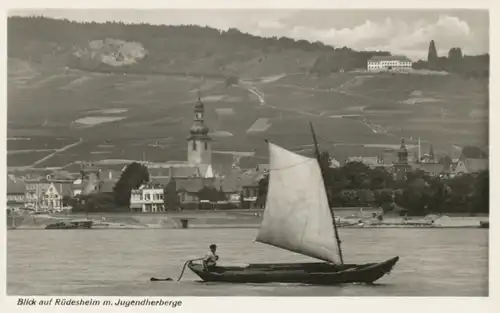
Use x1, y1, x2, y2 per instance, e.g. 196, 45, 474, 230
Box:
7, 222, 488, 230
7, 212, 489, 230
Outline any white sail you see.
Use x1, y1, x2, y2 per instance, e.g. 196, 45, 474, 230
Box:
256, 142, 340, 264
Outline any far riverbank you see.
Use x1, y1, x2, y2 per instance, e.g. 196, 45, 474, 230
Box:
7, 210, 489, 229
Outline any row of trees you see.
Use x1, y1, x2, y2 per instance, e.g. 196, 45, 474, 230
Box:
7, 16, 383, 56
8, 16, 392, 76
413, 40, 489, 78
257, 152, 489, 216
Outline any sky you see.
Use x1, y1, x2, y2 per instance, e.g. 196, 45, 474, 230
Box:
9, 9, 489, 60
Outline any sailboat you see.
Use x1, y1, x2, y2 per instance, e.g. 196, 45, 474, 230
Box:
187, 123, 399, 285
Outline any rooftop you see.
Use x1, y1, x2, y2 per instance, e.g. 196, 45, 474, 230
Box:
463, 158, 489, 173
368, 55, 412, 62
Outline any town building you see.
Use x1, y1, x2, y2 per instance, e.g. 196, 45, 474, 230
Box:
72, 164, 119, 196
19, 164, 119, 211
24, 176, 74, 211
346, 156, 388, 169
73, 164, 101, 196
241, 183, 259, 209
346, 147, 406, 169
367, 56, 413, 72
130, 183, 165, 213
412, 163, 447, 177
7, 175, 26, 211
453, 158, 489, 175
175, 178, 210, 210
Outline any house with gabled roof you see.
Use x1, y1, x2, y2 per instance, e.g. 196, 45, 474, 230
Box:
24, 175, 74, 211
453, 158, 489, 175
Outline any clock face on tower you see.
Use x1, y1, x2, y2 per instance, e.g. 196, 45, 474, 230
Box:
196, 113, 202, 120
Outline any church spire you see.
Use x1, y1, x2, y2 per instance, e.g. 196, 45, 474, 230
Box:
187, 93, 212, 165
397, 138, 408, 164
190, 94, 209, 136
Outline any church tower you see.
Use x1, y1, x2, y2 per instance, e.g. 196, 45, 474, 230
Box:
187, 95, 212, 165
393, 138, 412, 181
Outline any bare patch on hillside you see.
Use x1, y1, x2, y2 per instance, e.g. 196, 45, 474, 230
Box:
259, 73, 287, 84
247, 118, 271, 133
60, 76, 92, 90
215, 108, 235, 116
74, 39, 147, 67
209, 131, 234, 137
200, 95, 242, 103
402, 97, 444, 105
74, 116, 126, 126
90, 151, 112, 155
87, 108, 129, 114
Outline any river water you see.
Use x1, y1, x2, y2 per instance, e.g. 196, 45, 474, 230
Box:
7, 228, 488, 296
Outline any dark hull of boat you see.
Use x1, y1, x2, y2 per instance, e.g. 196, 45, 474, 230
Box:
45, 224, 78, 229
479, 221, 489, 228
187, 256, 399, 285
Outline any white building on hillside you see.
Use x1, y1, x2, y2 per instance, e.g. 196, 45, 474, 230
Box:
367, 56, 412, 72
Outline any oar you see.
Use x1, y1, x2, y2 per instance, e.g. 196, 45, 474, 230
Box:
150, 258, 204, 282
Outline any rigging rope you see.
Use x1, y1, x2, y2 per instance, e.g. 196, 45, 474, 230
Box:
176, 258, 204, 281
266, 158, 315, 172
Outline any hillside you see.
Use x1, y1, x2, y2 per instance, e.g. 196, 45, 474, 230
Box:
7, 17, 489, 170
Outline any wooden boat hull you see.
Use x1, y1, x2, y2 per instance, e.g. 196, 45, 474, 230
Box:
187, 256, 399, 285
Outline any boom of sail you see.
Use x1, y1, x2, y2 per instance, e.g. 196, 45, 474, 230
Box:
255, 142, 340, 264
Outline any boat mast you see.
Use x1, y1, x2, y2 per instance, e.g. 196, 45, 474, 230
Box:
309, 122, 344, 264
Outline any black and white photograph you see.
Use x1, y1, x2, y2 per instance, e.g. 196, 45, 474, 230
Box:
3, 2, 494, 304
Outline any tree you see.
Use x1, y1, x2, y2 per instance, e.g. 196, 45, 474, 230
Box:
198, 186, 226, 202
163, 180, 180, 211
438, 155, 453, 168
470, 170, 489, 213
374, 189, 394, 207
461, 146, 487, 159
426, 177, 448, 213
427, 40, 438, 66
62, 195, 79, 209
318, 151, 332, 170
72, 193, 117, 213
429, 144, 435, 161
113, 162, 149, 207
445, 174, 474, 213
256, 175, 269, 207
448, 47, 463, 71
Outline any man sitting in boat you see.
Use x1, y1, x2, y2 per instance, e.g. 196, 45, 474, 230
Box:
203, 244, 219, 271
